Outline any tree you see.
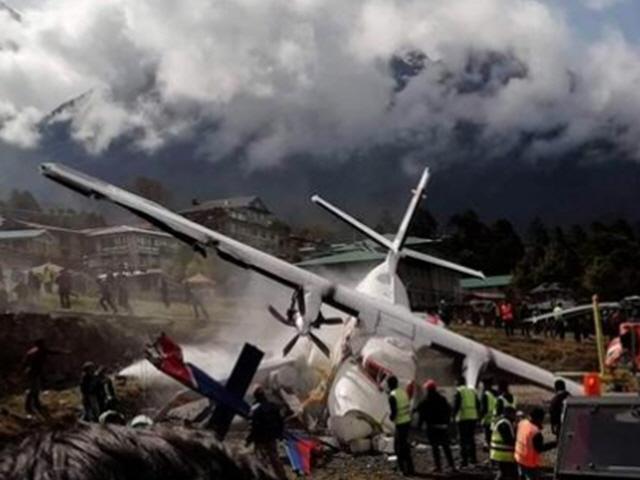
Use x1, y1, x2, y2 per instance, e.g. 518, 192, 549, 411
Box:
131, 176, 172, 206
374, 209, 396, 234
444, 210, 492, 271
8, 189, 41, 212
408, 207, 438, 239
534, 227, 581, 288
486, 219, 524, 275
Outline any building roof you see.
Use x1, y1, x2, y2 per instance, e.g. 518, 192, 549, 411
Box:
297, 249, 386, 267
460, 274, 513, 290
0, 229, 49, 241
180, 196, 268, 214
83, 225, 172, 238
15, 219, 88, 234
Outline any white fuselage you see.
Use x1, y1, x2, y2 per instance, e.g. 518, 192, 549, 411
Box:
321, 258, 420, 444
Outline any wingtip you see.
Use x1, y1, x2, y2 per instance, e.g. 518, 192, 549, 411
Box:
39, 162, 56, 174
310, 194, 320, 203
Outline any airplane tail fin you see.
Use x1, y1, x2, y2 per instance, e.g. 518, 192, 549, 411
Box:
391, 167, 430, 254
311, 168, 484, 279
147, 334, 263, 440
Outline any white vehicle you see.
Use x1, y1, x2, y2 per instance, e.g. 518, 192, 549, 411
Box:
41, 163, 582, 445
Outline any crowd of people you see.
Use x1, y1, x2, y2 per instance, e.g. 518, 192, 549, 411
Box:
0, 262, 211, 319
445, 297, 604, 343
388, 375, 572, 479
19, 331, 575, 480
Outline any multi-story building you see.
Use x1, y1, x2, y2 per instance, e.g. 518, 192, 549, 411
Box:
297, 237, 468, 310
0, 229, 59, 270
83, 225, 180, 272
180, 196, 290, 257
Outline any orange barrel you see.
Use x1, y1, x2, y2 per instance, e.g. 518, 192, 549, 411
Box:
583, 372, 602, 396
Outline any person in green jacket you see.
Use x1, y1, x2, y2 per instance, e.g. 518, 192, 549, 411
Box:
490, 406, 517, 480
453, 377, 480, 467
481, 377, 498, 450
388, 376, 415, 476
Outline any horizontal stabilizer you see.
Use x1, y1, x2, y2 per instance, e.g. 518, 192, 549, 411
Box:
401, 248, 485, 279
311, 195, 393, 251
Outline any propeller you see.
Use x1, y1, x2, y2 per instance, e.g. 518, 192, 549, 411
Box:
267, 288, 342, 358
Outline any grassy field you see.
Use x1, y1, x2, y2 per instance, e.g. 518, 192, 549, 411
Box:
451, 323, 599, 373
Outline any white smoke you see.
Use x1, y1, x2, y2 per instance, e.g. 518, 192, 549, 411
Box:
1, 0, 640, 165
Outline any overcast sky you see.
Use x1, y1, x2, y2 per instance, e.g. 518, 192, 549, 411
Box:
2, 0, 640, 226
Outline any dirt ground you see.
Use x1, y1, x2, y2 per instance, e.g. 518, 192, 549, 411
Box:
0, 311, 582, 478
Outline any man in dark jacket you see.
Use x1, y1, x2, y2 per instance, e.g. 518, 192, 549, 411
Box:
97, 276, 117, 313
95, 366, 117, 414
80, 362, 100, 422
56, 268, 72, 309
23, 339, 69, 415
549, 379, 570, 436
247, 387, 286, 480
416, 380, 456, 473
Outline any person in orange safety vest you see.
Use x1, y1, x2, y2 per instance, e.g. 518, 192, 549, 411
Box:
514, 408, 557, 480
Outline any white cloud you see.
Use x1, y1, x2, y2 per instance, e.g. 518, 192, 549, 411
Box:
582, 0, 628, 11
0, 0, 639, 167
0, 100, 41, 147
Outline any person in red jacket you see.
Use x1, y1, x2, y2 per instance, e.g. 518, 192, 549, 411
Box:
500, 301, 515, 337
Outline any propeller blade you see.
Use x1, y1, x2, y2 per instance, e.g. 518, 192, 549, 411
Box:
319, 317, 343, 325
296, 288, 306, 316
288, 290, 297, 312
312, 313, 343, 328
283, 334, 300, 357
268, 305, 293, 326
308, 332, 330, 358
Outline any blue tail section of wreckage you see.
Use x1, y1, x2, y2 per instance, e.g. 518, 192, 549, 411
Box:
147, 334, 264, 439
206, 342, 264, 438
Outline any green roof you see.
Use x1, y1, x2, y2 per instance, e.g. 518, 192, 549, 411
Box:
460, 274, 513, 289
298, 235, 442, 268
297, 249, 386, 267
0, 229, 48, 241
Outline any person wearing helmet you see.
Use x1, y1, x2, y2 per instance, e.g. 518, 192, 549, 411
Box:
416, 380, 457, 473
129, 414, 154, 429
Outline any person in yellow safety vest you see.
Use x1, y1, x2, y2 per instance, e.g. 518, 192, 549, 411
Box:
387, 376, 415, 477
480, 378, 498, 450
494, 380, 517, 417
452, 377, 480, 467
515, 408, 557, 480
490, 406, 517, 480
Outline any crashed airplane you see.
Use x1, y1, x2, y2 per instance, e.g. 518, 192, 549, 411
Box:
40, 163, 582, 447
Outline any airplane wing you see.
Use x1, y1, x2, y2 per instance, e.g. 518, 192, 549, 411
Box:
41, 163, 582, 395
523, 303, 620, 324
